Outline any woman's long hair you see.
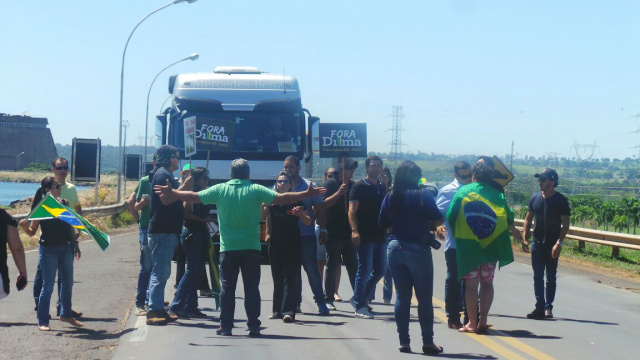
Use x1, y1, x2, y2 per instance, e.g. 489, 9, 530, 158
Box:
31, 176, 56, 210
390, 161, 422, 214
191, 167, 209, 192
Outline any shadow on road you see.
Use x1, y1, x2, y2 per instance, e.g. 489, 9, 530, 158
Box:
495, 329, 561, 340
0, 321, 37, 328
492, 313, 618, 326
59, 327, 135, 341
435, 354, 497, 359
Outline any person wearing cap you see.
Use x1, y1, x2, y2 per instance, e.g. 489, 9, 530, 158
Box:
522, 168, 571, 320
181, 164, 194, 185
322, 159, 359, 309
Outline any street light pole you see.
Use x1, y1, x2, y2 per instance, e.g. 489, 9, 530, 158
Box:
117, 0, 198, 203
144, 53, 199, 163
123, 120, 129, 197
15, 151, 24, 170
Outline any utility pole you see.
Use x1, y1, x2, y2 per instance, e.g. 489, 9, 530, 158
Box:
387, 106, 405, 174
123, 120, 129, 198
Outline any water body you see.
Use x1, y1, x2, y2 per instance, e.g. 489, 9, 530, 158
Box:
0, 181, 92, 206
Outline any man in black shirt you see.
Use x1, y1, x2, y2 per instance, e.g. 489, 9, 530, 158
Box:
522, 168, 570, 320
146, 145, 190, 325
349, 155, 387, 319
322, 159, 359, 309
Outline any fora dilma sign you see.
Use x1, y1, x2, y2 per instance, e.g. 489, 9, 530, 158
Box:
319, 123, 367, 158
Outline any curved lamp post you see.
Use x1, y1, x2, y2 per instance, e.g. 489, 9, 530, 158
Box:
117, 0, 198, 203
144, 53, 199, 163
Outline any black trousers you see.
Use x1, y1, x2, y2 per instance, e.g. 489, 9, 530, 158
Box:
269, 240, 300, 316
324, 238, 358, 302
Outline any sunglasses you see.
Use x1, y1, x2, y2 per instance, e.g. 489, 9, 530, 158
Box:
46, 184, 61, 191
55, 166, 69, 171
327, 175, 334, 179
276, 179, 290, 184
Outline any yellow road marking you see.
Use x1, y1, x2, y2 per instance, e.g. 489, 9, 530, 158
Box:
381, 278, 557, 360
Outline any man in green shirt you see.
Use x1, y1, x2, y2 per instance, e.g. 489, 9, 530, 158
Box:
133, 173, 152, 315
154, 158, 325, 337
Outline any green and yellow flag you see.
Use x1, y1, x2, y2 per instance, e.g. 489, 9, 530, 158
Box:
446, 182, 514, 280
27, 193, 110, 251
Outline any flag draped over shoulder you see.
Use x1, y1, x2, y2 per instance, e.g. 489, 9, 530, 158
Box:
446, 182, 514, 280
27, 193, 110, 251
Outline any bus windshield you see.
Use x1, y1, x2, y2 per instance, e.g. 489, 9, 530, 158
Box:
169, 110, 304, 159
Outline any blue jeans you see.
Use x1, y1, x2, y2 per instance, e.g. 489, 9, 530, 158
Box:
37, 243, 74, 326
136, 227, 152, 307
383, 264, 393, 302
444, 248, 465, 322
387, 240, 434, 346
531, 242, 558, 311
147, 233, 179, 311
219, 250, 262, 331
354, 241, 387, 309
171, 230, 209, 313
295, 235, 326, 305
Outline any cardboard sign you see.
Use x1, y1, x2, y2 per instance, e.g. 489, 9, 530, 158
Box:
184, 116, 197, 157
491, 156, 515, 187
194, 117, 235, 152
318, 123, 367, 158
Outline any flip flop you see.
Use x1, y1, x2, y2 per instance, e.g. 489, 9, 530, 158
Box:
38, 325, 51, 331
458, 324, 476, 333
476, 324, 489, 334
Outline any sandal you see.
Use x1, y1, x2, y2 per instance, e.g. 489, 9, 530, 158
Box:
476, 324, 489, 334
38, 325, 51, 331
458, 324, 476, 333
422, 344, 444, 354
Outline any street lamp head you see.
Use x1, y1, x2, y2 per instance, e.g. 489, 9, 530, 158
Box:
173, 0, 197, 4
188, 53, 199, 61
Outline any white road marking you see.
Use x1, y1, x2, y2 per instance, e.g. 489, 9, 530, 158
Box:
129, 315, 149, 342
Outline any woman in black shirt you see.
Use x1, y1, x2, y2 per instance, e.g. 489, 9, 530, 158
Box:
265, 171, 310, 323
21, 176, 83, 331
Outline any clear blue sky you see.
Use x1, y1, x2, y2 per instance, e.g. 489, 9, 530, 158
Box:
2, 0, 638, 160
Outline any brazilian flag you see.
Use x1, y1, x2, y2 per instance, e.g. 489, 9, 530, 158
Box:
446, 182, 514, 280
27, 193, 110, 251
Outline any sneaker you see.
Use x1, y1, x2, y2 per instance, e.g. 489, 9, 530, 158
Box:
349, 297, 357, 310
216, 327, 232, 336
187, 309, 208, 319
200, 289, 215, 297
545, 308, 553, 318
269, 313, 283, 319
317, 303, 330, 315
526, 309, 546, 320
355, 307, 374, 319
164, 310, 180, 321
282, 315, 294, 323
326, 302, 337, 311
135, 306, 147, 316
146, 310, 169, 325
248, 328, 261, 337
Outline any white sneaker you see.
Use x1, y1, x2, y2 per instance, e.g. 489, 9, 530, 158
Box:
326, 302, 337, 311
135, 306, 147, 316
355, 307, 374, 319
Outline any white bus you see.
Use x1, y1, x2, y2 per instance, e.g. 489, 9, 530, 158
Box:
156, 66, 319, 185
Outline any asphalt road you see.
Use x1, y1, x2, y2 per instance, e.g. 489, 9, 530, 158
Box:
2, 229, 639, 359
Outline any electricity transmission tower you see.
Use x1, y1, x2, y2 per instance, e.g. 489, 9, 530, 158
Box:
387, 106, 405, 173
570, 141, 599, 195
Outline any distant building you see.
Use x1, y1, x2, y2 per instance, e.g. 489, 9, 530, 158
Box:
0, 113, 58, 170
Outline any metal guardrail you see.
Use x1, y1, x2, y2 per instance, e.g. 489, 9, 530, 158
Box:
13, 202, 128, 221
513, 219, 640, 252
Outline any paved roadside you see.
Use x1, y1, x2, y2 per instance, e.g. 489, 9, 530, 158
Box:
0, 227, 140, 360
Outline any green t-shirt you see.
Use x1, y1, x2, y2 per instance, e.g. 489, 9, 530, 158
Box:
136, 176, 151, 228
198, 179, 276, 252
60, 182, 80, 210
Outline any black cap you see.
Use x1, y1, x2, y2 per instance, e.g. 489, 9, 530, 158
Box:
534, 168, 559, 182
